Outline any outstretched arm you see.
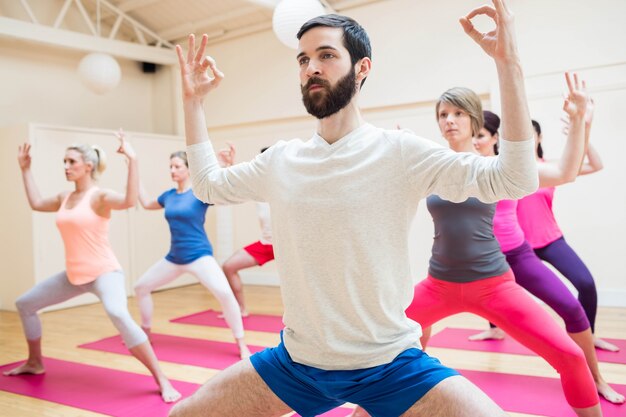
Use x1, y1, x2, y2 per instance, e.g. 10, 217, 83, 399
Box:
461, 0, 532, 142
18, 143, 64, 212
537, 73, 588, 187
100, 130, 139, 210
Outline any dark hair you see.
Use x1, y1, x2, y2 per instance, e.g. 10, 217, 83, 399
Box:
297, 14, 371, 88
170, 150, 188, 167
483, 110, 500, 155
531, 120, 543, 158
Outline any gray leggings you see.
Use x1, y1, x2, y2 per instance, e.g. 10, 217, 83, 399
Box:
16, 270, 147, 348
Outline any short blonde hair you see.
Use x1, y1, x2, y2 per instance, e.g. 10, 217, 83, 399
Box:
66, 144, 107, 179
436, 87, 484, 137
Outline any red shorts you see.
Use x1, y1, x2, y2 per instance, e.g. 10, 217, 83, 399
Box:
243, 241, 275, 266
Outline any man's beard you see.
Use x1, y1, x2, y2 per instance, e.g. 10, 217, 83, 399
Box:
301, 68, 358, 119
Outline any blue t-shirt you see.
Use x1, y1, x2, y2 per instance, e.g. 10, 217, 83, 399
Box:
157, 188, 213, 264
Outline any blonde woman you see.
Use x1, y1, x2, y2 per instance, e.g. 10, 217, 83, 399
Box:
4, 132, 181, 403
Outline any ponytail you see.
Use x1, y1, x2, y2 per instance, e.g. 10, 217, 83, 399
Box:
66, 144, 107, 179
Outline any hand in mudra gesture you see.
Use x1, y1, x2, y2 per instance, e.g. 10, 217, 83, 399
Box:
176, 34, 224, 101
562, 72, 589, 120
17, 143, 32, 171
460, 0, 519, 62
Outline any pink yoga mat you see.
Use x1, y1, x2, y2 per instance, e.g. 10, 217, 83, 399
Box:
170, 309, 284, 333
429, 327, 626, 364
79, 333, 266, 370
0, 357, 198, 417
0, 357, 351, 416
461, 368, 625, 417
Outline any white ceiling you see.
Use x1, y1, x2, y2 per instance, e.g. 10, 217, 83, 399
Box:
103, 0, 387, 44
0, 0, 387, 63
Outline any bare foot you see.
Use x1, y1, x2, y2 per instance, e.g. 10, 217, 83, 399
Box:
238, 340, 251, 360
597, 380, 625, 404
3, 361, 45, 376
159, 378, 182, 403
468, 327, 505, 341
217, 310, 250, 319
594, 336, 620, 352
349, 406, 372, 417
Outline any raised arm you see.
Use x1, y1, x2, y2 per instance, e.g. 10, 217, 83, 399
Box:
99, 130, 139, 210
579, 144, 603, 175
578, 93, 603, 175
18, 143, 64, 212
176, 34, 223, 147
414, 0, 536, 204
537, 73, 588, 187
461, 0, 532, 142
175, 35, 268, 205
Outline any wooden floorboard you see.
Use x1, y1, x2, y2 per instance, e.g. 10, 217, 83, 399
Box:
1, 283, 624, 416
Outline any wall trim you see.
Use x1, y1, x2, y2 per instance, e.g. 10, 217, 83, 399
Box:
598, 289, 626, 308
240, 270, 280, 286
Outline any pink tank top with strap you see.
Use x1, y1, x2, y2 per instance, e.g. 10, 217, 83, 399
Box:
516, 186, 563, 249
55, 187, 122, 285
493, 199, 526, 253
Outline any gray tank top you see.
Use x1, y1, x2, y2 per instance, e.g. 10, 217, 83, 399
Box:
427, 194, 509, 282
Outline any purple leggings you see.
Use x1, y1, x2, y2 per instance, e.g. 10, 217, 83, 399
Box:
534, 236, 598, 333
505, 241, 590, 333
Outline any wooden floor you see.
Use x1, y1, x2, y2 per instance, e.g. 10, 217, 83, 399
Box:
1, 284, 625, 417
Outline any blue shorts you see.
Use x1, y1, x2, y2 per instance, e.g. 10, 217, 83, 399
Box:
250, 337, 458, 417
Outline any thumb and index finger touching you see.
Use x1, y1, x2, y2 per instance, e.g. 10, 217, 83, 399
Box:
460, 0, 512, 44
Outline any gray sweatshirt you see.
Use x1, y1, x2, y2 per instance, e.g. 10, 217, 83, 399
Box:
187, 123, 537, 370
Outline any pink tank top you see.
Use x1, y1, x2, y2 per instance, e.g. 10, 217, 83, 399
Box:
55, 187, 122, 285
493, 199, 525, 252
517, 187, 563, 249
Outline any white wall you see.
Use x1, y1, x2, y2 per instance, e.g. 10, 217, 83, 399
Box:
0, 124, 198, 311
2, 0, 625, 306
0, 38, 178, 134
0, 0, 179, 134
197, 0, 626, 305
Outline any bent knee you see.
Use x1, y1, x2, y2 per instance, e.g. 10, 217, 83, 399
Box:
577, 280, 597, 296
133, 282, 152, 297
15, 295, 37, 315
552, 343, 587, 372
558, 303, 589, 332
105, 306, 133, 324
222, 262, 239, 277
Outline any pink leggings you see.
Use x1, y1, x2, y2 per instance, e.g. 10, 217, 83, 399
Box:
406, 270, 599, 408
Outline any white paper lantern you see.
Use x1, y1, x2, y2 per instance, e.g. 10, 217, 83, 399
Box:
78, 53, 122, 95
272, 0, 326, 49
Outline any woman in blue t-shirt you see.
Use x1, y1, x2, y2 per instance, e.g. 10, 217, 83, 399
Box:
135, 150, 250, 358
